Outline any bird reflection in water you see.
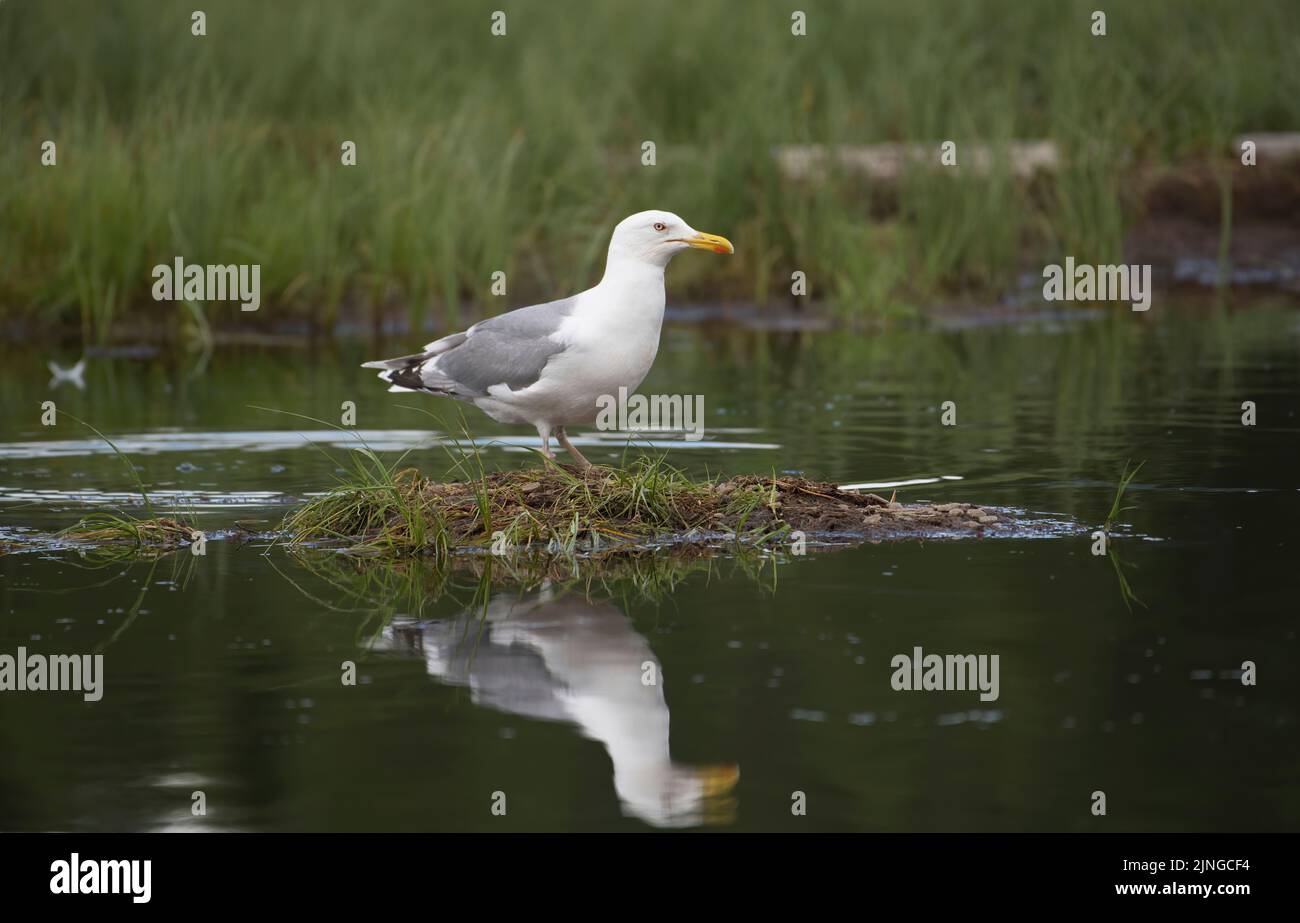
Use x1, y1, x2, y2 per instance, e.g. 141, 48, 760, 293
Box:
379, 587, 739, 827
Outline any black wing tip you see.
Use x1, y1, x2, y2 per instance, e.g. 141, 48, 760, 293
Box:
386, 366, 427, 391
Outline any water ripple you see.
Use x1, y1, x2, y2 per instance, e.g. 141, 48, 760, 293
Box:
0, 428, 780, 460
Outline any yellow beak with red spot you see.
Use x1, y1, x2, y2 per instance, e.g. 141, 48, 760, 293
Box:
674, 231, 734, 255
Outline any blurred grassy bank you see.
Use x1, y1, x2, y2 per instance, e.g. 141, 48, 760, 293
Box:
2, 0, 1297, 341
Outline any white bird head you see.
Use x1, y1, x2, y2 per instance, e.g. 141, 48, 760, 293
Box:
605, 210, 734, 268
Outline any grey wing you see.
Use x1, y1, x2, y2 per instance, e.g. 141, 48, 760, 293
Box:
427, 330, 561, 394
384, 620, 571, 723
469, 295, 579, 339
458, 634, 571, 723
422, 295, 579, 395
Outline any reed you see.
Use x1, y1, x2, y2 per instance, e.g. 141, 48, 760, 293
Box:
2, 0, 1292, 338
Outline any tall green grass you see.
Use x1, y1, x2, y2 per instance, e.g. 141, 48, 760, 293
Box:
1, 0, 1294, 338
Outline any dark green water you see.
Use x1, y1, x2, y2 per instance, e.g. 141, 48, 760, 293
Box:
1, 303, 1297, 831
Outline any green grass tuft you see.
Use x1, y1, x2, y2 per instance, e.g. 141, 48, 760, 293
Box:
1103, 459, 1145, 535
57, 414, 204, 558
283, 455, 724, 557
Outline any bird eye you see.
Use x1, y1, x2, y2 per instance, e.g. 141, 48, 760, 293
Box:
653, 222, 667, 232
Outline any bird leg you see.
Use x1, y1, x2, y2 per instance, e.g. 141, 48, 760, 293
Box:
555, 427, 593, 471
536, 425, 555, 460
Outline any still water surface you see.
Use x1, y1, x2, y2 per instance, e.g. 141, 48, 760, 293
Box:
1, 303, 1296, 830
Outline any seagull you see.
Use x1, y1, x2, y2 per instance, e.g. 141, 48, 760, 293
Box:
376, 587, 740, 827
362, 210, 733, 469
47, 357, 87, 390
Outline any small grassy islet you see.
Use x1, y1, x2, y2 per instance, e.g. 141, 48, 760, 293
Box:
280, 454, 1012, 557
